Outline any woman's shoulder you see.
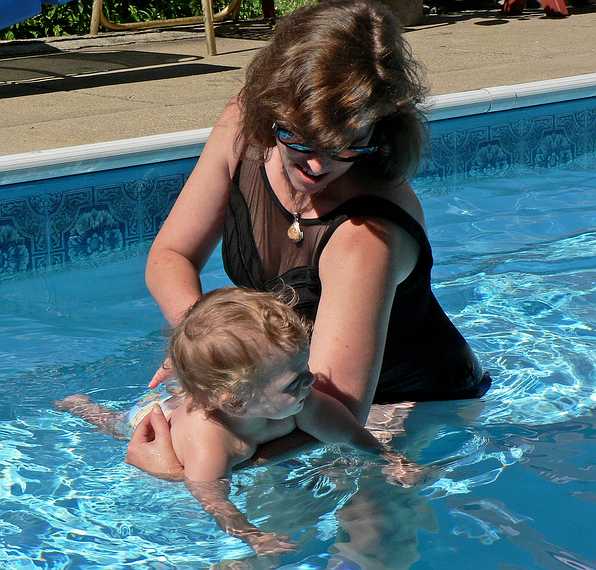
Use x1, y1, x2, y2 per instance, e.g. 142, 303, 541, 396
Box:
209, 97, 245, 179
319, 177, 423, 283
382, 180, 426, 231
346, 173, 426, 232
217, 97, 243, 128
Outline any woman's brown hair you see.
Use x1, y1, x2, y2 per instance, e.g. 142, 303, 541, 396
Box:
238, 0, 428, 181
168, 287, 309, 413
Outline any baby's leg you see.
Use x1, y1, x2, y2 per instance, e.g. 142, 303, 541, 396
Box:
55, 395, 126, 439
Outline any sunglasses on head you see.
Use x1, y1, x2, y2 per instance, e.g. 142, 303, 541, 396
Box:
272, 122, 378, 162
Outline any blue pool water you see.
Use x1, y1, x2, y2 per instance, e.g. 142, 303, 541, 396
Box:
1, 119, 595, 567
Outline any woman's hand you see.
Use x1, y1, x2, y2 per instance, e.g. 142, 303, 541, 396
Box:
125, 405, 184, 480
148, 357, 176, 389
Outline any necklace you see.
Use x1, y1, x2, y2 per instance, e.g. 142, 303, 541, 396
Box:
287, 187, 308, 243
287, 211, 304, 243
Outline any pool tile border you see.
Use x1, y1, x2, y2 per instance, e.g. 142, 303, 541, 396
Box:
2, 75, 596, 280
1, 172, 189, 279
416, 98, 595, 195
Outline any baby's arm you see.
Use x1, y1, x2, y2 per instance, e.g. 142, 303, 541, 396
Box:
296, 390, 425, 486
296, 389, 384, 450
183, 435, 295, 555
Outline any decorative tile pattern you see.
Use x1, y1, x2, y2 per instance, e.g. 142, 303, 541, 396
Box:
44, 171, 187, 271
416, 97, 596, 195
142, 174, 187, 241
95, 183, 142, 246
1, 98, 594, 279
47, 188, 94, 267
0, 222, 31, 274
417, 130, 457, 195
533, 129, 574, 169
66, 207, 125, 261
0, 197, 48, 275
588, 109, 596, 153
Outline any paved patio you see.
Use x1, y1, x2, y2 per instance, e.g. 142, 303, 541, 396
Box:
0, 7, 595, 155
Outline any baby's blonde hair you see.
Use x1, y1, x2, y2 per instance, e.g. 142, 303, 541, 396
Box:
168, 287, 310, 413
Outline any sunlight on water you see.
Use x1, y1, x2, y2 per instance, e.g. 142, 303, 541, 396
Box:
425, 164, 596, 429
1, 156, 594, 568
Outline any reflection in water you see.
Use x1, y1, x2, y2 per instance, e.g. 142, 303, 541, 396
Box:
325, 399, 487, 570
218, 398, 490, 569
217, 410, 595, 569
329, 485, 437, 570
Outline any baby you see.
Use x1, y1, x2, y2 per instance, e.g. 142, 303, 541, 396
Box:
56, 287, 421, 555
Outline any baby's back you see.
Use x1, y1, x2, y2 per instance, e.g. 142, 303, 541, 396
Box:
169, 399, 298, 471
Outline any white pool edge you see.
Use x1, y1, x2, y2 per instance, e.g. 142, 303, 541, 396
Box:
425, 72, 596, 120
2, 72, 596, 186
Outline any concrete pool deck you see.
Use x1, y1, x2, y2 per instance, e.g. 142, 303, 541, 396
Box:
1, 7, 595, 155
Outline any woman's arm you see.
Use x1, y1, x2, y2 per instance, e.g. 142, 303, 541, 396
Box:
297, 389, 385, 448
125, 405, 185, 480
247, 204, 421, 461
297, 390, 426, 487
246, 430, 319, 465
145, 100, 242, 326
126, 102, 242, 472
309, 213, 419, 424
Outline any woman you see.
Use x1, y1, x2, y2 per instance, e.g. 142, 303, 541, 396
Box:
126, 0, 491, 478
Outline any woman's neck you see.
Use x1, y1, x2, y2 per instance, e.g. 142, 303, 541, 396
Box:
264, 148, 355, 219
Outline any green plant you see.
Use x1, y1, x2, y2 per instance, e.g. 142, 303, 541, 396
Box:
0, 0, 315, 40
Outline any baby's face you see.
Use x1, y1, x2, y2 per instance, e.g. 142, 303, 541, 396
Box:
244, 348, 314, 420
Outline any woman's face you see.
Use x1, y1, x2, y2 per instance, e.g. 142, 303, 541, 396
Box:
275, 124, 375, 196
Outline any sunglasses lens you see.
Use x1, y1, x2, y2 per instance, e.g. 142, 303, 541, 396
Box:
275, 127, 295, 143
275, 127, 315, 153
333, 147, 376, 160
274, 124, 377, 161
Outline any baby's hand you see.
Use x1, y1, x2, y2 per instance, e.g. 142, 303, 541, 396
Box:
246, 531, 295, 555
381, 451, 428, 488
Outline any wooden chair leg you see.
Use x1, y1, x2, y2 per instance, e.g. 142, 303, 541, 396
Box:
90, 0, 102, 35
201, 0, 217, 56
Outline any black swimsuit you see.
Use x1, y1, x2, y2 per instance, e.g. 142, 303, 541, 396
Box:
222, 158, 491, 402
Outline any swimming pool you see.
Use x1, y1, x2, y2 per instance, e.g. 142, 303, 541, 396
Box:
1, 78, 595, 568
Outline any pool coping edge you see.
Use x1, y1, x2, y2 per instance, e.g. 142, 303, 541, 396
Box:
2, 72, 596, 186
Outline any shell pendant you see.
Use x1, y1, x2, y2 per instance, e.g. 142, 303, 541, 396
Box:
287, 213, 304, 243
